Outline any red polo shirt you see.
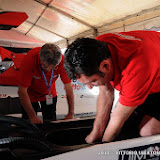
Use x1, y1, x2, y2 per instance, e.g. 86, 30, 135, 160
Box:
96, 30, 160, 107
18, 47, 71, 102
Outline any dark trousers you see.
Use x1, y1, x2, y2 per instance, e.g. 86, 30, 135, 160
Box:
21, 96, 57, 122
135, 92, 160, 121
125, 92, 160, 130
115, 92, 160, 141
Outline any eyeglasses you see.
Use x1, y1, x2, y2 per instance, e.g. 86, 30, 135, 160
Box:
40, 60, 58, 71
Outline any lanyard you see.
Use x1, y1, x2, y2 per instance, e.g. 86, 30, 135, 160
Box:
40, 65, 54, 94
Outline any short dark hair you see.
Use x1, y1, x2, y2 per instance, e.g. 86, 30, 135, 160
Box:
40, 43, 62, 66
64, 38, 111, 80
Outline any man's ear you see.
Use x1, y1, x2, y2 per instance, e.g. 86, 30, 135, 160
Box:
99, 59, 110, 73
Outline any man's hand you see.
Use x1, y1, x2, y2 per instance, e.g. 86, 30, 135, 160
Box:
64, 113, 74, 120
30, 115, 43, 124
85, 127, 103, 144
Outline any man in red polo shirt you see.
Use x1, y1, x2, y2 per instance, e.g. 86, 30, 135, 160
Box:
64, 30, 160, 143
18, 43, 74, 124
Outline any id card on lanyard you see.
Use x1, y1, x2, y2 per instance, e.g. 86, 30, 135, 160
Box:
41, 66, 54, 105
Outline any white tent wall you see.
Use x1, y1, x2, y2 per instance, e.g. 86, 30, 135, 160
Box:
97, 15, 160, 35
125, 16, 160, 31
95, 6, 160, 36
1, 0, 160, 48
60, 5, 160, 46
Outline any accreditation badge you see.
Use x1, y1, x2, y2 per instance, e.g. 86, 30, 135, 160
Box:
46, 94, 53, 105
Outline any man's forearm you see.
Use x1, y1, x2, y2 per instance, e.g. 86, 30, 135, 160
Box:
66, 93, 74, 115
86, 84, 114, 143
94, 84, 114, 135
65, 83, 74, 116
18, 87, 37, 119
102, 114, 124, 142
102, 102, 137, 142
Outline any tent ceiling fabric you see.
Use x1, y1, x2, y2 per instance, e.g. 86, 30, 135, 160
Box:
0, 0, 160, 48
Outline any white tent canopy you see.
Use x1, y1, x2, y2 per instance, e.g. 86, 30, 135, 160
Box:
0, 0, 160, 48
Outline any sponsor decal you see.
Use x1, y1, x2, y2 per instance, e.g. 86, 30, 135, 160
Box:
72, 80, 86, 90
118, 143, 160, 160
74, 112, 94, 117
80, 95, 95, 98
60, 94, 95, 99
0, 94, 7, 98
61, 94, 67, 98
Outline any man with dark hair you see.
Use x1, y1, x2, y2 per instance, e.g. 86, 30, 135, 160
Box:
18, 43, 74, 124
64, 30, 160, 143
